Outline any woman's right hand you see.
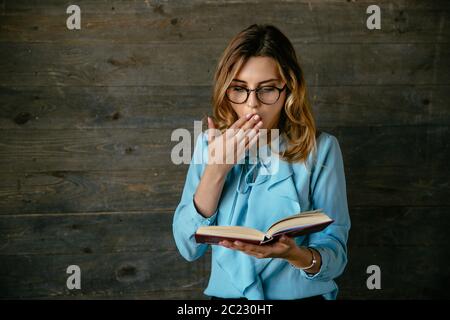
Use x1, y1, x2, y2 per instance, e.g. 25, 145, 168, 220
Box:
206, 113, 263, 177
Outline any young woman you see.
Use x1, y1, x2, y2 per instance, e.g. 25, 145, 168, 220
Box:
172, 24, 350, 300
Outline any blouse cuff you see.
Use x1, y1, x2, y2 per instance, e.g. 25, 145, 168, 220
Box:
299, 245, 330, 280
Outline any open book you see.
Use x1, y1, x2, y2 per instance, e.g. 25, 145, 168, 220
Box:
194, 209, 334, 245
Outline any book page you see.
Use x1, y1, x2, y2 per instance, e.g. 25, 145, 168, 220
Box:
265, 209, 324, 232
266, 211, 332, 236
196, 225, 265, 242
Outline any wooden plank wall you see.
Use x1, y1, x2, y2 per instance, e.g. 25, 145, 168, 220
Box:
0, 0, 449, 299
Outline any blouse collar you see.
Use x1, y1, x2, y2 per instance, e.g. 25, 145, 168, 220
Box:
236, 133, 288, 194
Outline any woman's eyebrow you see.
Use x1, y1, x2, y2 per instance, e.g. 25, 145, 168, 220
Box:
231, 78, 280, 85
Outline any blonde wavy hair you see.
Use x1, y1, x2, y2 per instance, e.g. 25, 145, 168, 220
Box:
210, 24, 317, 164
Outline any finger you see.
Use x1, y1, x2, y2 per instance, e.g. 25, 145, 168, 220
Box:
245, 125, 262, 143
277, 236, 295, 251
233, 119, 260, 143
240, 247, 269, 258
234, 119, 262, 148
225, 126, 238, 140
245, 130, 261, 150
220, 134, 237, 164
278, 236, 291, 247
219, 240, 230, 247
236, 127, 259, 162
234, 119, 262, 151
234, 133, 248, 162
227, 114, 255, 138
229, 113, 254, 130
234, 241, 264, 254
236, 247, 261, 257
220, 240, 237, 249
281, 235, 296, 244
240, 114, 262, 132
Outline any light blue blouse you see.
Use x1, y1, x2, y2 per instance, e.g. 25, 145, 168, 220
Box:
172, 130, 351, 300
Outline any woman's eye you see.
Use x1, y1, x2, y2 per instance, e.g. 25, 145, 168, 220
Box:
260, 87, 276, 92
232, 87, 246, 92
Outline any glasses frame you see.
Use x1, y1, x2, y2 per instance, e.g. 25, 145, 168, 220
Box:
226, 84, 287, 105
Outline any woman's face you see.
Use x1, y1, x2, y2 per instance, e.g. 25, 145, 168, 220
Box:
228, 56, 287, 130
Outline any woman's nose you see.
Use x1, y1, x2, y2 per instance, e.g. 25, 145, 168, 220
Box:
246, 90, 260, 108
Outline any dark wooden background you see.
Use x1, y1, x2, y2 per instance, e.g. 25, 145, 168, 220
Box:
0, 0, 449, 299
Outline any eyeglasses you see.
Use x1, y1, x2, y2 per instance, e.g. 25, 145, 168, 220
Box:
226, 84, 287, 105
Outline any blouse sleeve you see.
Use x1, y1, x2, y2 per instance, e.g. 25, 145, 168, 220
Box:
301, 133, 351, 282
172, 131, 219, 262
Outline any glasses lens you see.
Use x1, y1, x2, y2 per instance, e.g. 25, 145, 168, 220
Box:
226, 86, 247, 103
258, 87, 280, 104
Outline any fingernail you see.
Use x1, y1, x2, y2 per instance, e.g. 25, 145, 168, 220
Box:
246, 113, 252, 119
253, 115, 259, 120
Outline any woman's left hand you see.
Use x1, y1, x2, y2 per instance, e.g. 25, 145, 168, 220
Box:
219, 235, 298, 260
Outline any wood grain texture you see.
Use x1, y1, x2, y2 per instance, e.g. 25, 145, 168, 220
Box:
0, 85, 449, 129
0, 251, 211, 299
0, 170, 184, 215
0, 126, 448, 172
0, 161, 449, 216
0, 0, 448, 44
0, 125, 448, 215
336, 245, 450, 299
0, 0, 449, 299
0, 207, 448, 256
0, 43, 449, 86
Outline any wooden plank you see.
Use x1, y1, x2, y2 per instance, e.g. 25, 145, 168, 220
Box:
0, 126, 448, 213
0, 211, 177, 255
0, 43, 448, 86
0, 165, 449, 215
311, 85, 450, 127
0, 125, 447, 172
336, 245, 449, 299
332, 126, 449, 170
0, 0, 448, 44
0, 169, 186, 214
0, 166, 187, 214
0, 85, 210, 129
0, 207, 448, 256
0, 251, 211, 299
0, 165, 448, 214
1, 245, 447, 299
346, 167, 450, 207
1, 85, 449, 129
347, 207, 450, 247
0, 128, 176, 172
336, 126, 449, 207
